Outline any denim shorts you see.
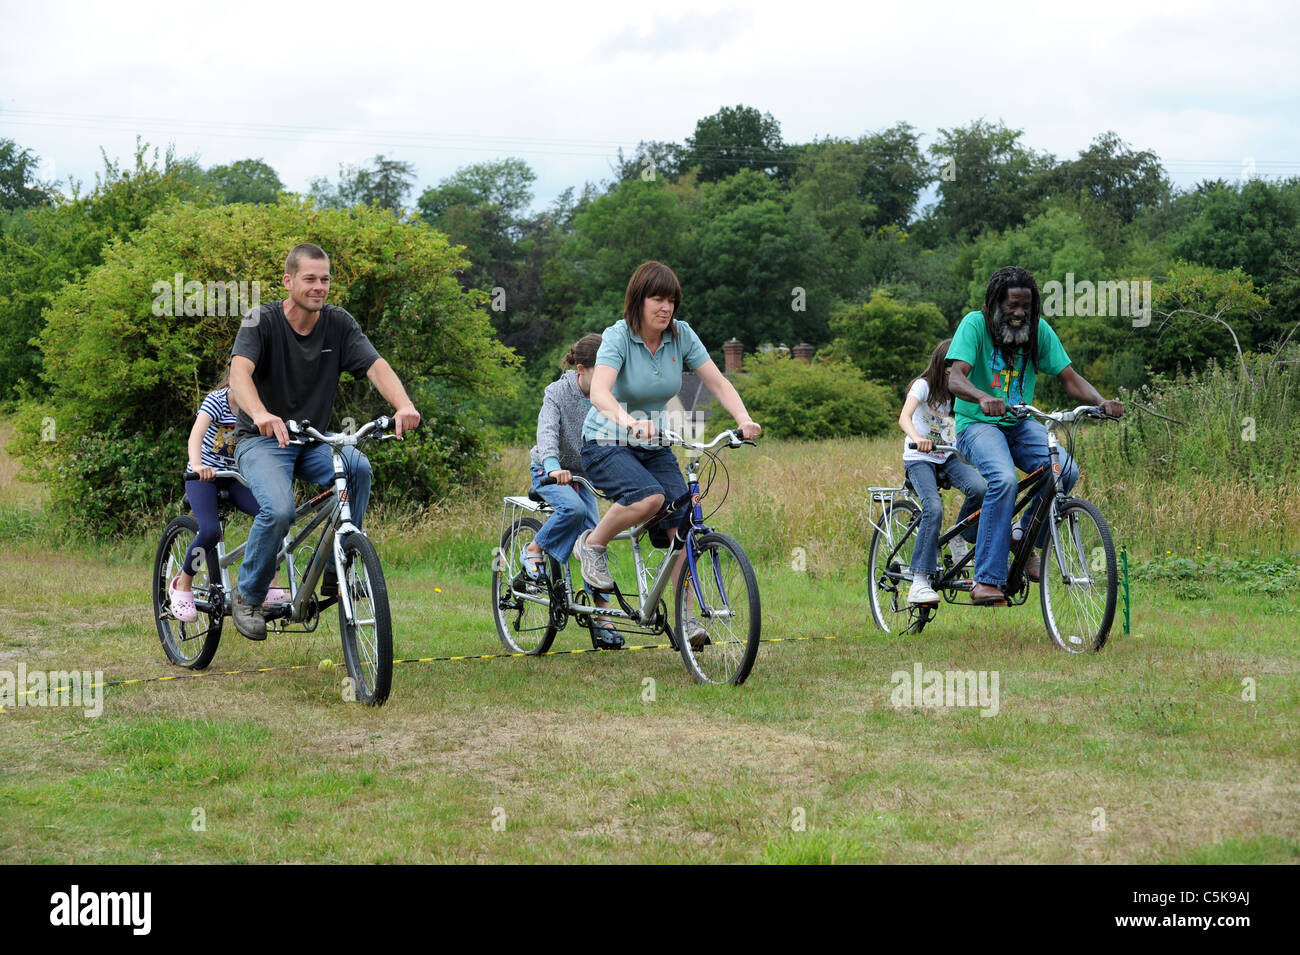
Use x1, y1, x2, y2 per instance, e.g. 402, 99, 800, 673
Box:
581, 440, 689, 544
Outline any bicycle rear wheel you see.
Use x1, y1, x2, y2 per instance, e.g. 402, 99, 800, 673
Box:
492, 516, 558, 655
676, 532, 760, 685
337, 533, 393, 705
153, 515, 223, 669
867, 500, 925, 633
1040, 498, 1116, 653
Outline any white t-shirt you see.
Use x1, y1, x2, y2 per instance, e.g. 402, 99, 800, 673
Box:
902, 378, 956, 465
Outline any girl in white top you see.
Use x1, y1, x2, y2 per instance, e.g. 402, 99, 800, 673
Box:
897, 338, 987, 604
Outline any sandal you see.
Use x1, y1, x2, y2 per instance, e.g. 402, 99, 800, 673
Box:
522, 549, 546, 580
590, 618, 624, 651
265, 587, 291, 605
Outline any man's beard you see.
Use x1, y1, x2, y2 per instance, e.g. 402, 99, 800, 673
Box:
993, 308, 1031, 347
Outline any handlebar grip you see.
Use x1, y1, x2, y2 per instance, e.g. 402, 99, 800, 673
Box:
539, 476, 557, 487
184, 471, 199, 481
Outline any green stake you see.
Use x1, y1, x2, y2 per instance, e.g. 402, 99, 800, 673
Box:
1121, 544, 1131, 635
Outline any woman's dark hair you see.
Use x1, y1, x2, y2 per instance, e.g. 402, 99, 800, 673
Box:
563, 332, 603, 369
981, 265, 1041, 370
623, 261, 682, 338
919, 339, 953, 410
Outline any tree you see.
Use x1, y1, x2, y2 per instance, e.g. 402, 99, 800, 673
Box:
829, 290, 948, 396
1042, 131, 1170, 225
1147, 262, 1271, 381
684, 105, 787, 183
611, 140, 684, 184
0, 140, 215, 399
548, 177, 690, 339
684, 170, 829, 347
857, 123, 931, 229
11, 197, 517, 532
205, 158, 284, 204
0, 138, 55, 213
310, 154, 416, 213
927, 119, 1054, 241
713, 352, 894, 440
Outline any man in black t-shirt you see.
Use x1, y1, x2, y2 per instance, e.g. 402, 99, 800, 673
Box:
227, 243, 420, 640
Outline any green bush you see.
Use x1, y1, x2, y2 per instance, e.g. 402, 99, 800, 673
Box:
11, 196, 518, 534
711, 352, 894, 440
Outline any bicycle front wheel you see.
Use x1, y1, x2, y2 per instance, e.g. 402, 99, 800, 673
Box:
153, 515, 223, 669
867, 500, 922, 633
337, 533, 394, 705
676, 532, 760, 685
1040, 498, 1117, 653
491, 517, 558, 655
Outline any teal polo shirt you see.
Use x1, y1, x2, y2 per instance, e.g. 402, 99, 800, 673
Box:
582, 318, 712, 443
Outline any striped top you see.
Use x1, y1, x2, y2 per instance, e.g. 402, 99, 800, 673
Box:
198, 388, 239, 469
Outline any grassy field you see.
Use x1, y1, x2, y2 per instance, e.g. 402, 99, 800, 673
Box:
1, 428, 1298, 863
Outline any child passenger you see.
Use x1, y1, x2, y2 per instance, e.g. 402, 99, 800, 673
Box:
898, 339, 987, 604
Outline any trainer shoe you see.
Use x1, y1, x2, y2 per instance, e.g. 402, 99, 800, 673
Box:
232, 589, 267, 641
575, 530, 614, 591
949, 536, 971, 565
169, 577, 198, 623
684, 612, 710, 650
908, 575, 940, 604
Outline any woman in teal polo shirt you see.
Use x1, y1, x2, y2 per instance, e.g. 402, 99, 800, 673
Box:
573, 261, 762, 609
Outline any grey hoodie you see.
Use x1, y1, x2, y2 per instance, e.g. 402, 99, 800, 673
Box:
529, 370, 591, 476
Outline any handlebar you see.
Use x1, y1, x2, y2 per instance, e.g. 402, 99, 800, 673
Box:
183, 416, 399, 482
287, 415, 399, 446
999, 404, 1119, 427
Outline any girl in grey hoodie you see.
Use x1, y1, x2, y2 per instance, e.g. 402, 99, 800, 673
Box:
525, 334, 621, 647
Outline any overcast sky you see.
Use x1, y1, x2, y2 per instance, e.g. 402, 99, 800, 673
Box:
2, 0, 1297, 213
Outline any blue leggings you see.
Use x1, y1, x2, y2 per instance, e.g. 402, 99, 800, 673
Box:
182, 477, 260, 576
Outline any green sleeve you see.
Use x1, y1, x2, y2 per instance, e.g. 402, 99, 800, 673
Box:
946, 311, 983, 368
1036, 320, 1072, 376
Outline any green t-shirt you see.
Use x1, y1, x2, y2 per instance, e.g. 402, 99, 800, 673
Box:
946, 310, 1071, 433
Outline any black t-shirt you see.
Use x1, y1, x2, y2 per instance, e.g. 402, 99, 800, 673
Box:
231, 300, 380, 443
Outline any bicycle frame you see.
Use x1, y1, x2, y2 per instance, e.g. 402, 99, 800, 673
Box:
515, 436, 735, 633
192, 432, 373, 626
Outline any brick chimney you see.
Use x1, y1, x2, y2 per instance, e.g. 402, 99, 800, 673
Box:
723, 338, 743, 374
793, 342, 814, 364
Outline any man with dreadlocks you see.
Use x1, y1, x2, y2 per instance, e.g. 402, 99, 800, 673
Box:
946, 266, 1124, 606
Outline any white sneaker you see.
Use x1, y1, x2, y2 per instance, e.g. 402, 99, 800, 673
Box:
949, 536, 970, 563
908, 575, 940, 604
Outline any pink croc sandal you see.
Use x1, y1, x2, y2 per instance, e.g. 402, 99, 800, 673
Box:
169, 577, 198, 623
265, 587, 291, 605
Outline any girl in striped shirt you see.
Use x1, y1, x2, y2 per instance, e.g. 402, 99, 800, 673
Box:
169, 372, 287, 624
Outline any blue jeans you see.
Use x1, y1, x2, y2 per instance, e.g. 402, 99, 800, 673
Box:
530, 464, 600, 563
955, 418, 1078, 587
233, 436, 372, 604
903, 458, 987, 576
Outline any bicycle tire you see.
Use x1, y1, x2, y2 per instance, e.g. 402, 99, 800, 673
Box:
153, 515, 223, 669
491, 516, 558, 655
1040, 498, 1117, 653
337, 533, 394, 705
676, 532, 761, 685
867, 500, 926, 634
